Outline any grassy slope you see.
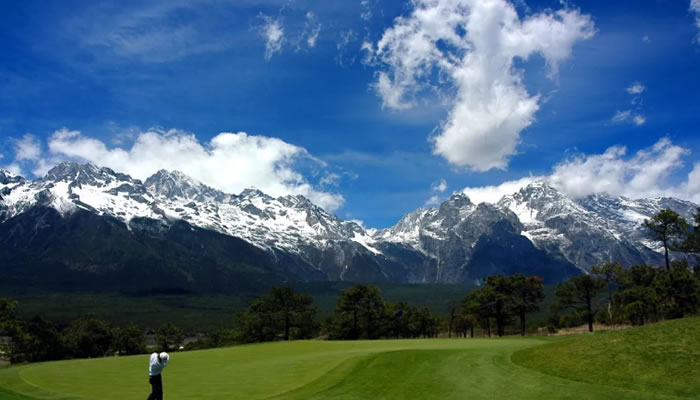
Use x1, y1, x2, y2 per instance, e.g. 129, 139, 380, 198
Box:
0, 335, 689, 400
512, 317, 700, 398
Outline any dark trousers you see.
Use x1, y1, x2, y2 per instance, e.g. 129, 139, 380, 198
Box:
147, 374, 163, 400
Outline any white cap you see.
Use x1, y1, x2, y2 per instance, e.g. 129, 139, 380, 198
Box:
159, 352, 169, 362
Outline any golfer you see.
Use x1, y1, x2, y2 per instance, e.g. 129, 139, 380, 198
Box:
147, 351, 169, 400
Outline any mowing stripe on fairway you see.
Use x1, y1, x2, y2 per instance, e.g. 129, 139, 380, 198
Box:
0, 337, 691, 400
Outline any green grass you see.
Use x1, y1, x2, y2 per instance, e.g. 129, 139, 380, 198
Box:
512, 317, 700, 398
2, 321, 697, 400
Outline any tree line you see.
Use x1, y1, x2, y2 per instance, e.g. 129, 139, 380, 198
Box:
0, 300, 185, 363
550, 207, 700, 331
1, 207, 699, 363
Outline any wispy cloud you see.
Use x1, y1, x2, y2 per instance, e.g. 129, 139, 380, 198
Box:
626, 82, 645, 95
63, 1, 237, 63
259, 14, 285, 60
692, 0, 700, 43
611, 110, 632, 123
13, 134, 42, 161
611, 82, 646, 125
335, 29, 358, 67
301, 12, 321, 49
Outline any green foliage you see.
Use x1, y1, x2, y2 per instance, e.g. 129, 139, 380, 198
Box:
234, 286, 318, 343
555, 274, 606, 332
155, 322, 184, 352
591, 261, 623, 325
462, 274, 544, 337
331, 284, 385, 340
329, 285, 443, 340
678, 207, 700, 257
643, 208, 689, 270
509, 274, 545, 336
63, 316, 114, 359
113, 326, 147, 355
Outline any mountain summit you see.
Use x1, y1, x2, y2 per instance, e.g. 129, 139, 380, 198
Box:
0, 162, 695, 292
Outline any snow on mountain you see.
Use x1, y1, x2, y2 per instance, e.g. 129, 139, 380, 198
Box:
1, 162, 697, 283
0, 162, 382, 261
493, 181, 693, 270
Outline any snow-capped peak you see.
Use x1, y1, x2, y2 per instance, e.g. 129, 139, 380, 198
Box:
145, 169, 226, 203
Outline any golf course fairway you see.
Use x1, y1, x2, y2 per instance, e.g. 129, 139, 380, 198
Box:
1, 319, 698, 399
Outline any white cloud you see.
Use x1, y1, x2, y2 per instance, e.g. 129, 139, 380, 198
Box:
692, 0, 700, 42
260, 15, 284, 60
66, 1, 236, 63
301, 12, 321, 49
549, 138, 692, 200
14, 134, 42, 161
4, 163, 23, 177
361, 0, 374, 21
462, 176, 539, 204
611, 110, 632, 123
461, 138, 700, 203
642, 35, 651, 43
369, 0, 595, 171
425, 178, 448, 206
40, 128, 344, 211
431, 179, 448, 193
611, 110, 646, 126
626, 82, 645, 95
633, 114, 647, 126
320, 172, 341, 187
425, 195, 441, 207
335, 29, 359, 67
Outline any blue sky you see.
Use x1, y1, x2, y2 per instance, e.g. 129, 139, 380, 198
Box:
1, 0, 700, 228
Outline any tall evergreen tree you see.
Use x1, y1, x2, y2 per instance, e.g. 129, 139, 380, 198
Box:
591, 262, 623, 326
509, 274, 545, 336
332, 285, 385, 340
644, 209, 689, 270
555, 275, 606, 332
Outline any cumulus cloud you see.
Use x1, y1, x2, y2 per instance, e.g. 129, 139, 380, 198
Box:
369, 0, 595, 171
462, 138, 700, 204
626, 82, 645, 95
259, 15, 284, 60
35, 128, 344, 211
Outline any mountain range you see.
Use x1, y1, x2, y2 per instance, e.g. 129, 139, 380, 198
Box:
0, 162, 696, 293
